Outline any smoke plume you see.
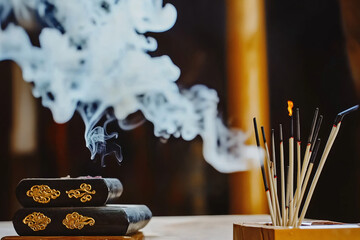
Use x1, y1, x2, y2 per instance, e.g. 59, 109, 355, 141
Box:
0, 0, 260, 172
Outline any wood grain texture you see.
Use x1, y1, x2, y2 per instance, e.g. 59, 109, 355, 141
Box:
234, 222, 360, 240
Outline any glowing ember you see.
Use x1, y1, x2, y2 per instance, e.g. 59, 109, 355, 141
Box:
288, 101, 294, 116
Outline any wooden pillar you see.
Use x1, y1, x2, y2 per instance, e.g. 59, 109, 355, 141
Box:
226, 0, 270, 213
10, 63, 37, 156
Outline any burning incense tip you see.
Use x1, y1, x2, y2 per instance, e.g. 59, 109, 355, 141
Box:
288, 101, 294, 116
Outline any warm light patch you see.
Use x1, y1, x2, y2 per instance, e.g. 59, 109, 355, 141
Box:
287, 100, 294, 116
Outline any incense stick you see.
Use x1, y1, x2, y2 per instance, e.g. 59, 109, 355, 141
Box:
253, 118, 276, 225
302, 115, 323, 186
296, 109, 320, 207
261, 126, 278, 225
279, 124, 286, 226
271, 129, 281, 225
297, 105, 359, 227
254, 104, 358, 227
291, 138, 321, 226
310, 115, 323, 152
263, 127, 281, 225
295, 108, 301, 224
288, 102, 294, 224
299, 138, 321, 209
295, 114, 323, 210
285, 165, 290, 225
288, 136, 294, 224
297, 124, 338, 227
271, 129, 277, 184
299, 108, 319, 184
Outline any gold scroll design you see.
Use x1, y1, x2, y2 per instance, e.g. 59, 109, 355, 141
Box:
62, 212, 95, 230
26, 185, 61, 204
66, 183, 96, 202
23, 212, 51, 231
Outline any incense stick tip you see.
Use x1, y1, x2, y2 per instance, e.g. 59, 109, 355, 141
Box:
333, 104, 358, 125
261, 126, 267, 143
253, 118, 261, 147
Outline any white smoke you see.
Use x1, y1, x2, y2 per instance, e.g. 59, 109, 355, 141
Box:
0, 0, 260, 172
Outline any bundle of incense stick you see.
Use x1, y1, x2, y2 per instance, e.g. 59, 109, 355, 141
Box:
253, 103, 358, 227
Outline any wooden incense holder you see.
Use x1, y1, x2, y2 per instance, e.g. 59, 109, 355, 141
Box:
234, 221, 360, 240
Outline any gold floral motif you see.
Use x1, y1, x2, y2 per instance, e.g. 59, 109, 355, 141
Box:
62, 212, 95, 230
23, 212, 51, 231
26, 185, 61, 204
66, 183, 96, 202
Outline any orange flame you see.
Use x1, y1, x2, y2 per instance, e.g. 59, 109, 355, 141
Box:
287, 100, 294, 116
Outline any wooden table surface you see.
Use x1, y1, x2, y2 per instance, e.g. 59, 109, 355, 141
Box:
0, 215, 270, 240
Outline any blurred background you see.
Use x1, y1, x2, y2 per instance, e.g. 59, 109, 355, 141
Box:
0, 0, 360, 223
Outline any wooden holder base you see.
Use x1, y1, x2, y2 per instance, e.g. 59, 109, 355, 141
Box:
234, 221, 360, 240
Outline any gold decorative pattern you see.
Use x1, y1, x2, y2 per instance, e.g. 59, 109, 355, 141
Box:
66, 183, 96, 202
26, 185, 61, 204
23, 212, 51, 231
62, 212, 95, 230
